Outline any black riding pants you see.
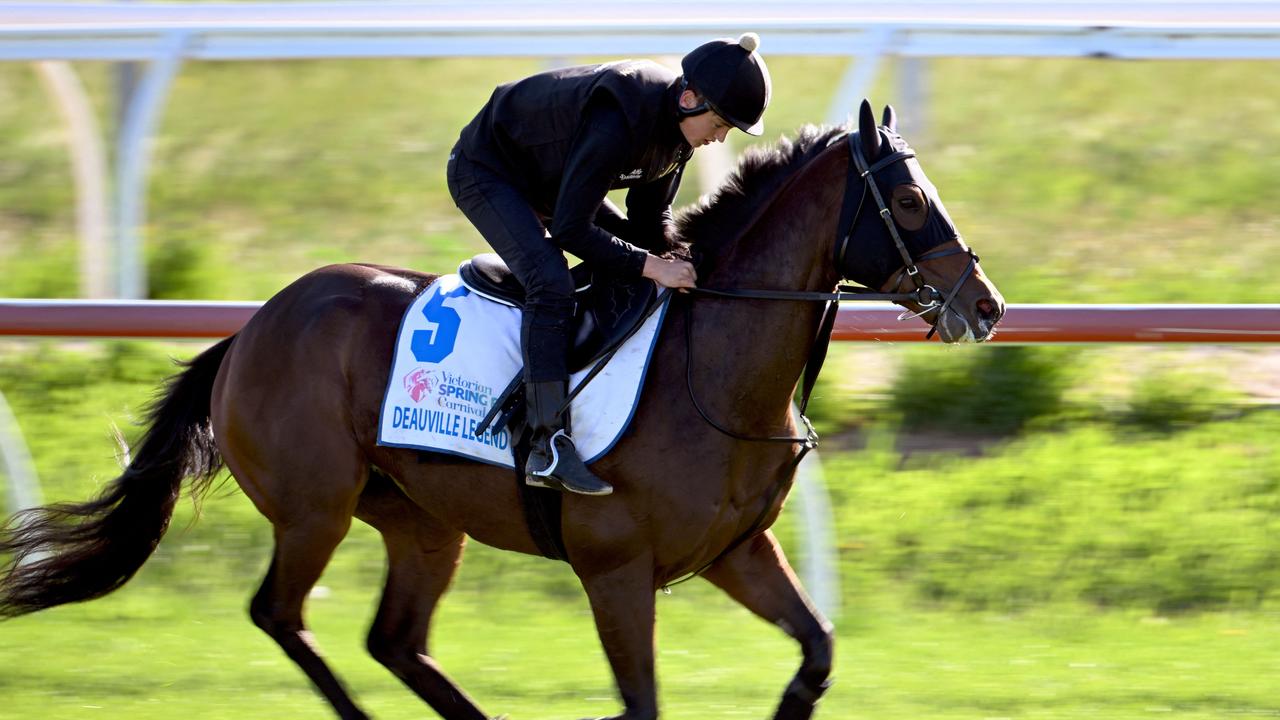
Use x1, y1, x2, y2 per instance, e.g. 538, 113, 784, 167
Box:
446, 147, 574, 383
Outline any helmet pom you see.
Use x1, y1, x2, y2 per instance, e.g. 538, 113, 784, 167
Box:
738, 32, 759, 53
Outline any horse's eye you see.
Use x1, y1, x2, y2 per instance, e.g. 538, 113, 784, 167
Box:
890, 185, 929, 231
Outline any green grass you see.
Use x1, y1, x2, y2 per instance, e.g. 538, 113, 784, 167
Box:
3, 342, 1280, 718
829, 415, 1280, 613
2, 563, 1279, 719
2, 56, 1278, 302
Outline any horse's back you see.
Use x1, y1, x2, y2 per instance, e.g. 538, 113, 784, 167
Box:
274, 263, 434, 326
210, 264, 437, 483
226, 262, 433, 369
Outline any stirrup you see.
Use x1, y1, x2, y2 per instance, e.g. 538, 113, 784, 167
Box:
526, 430, 613, 496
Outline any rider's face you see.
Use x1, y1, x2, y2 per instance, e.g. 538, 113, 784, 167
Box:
678, 90, 732, 147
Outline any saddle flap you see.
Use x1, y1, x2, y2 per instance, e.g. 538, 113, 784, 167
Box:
569, 276, 658, 370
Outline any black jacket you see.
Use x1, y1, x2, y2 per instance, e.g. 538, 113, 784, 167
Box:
457, 60, 692, 278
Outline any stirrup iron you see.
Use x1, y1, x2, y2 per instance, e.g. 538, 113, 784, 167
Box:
526, 429, 613, 496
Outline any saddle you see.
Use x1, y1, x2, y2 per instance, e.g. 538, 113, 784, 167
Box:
458, 253, 659, 435
458, 253, 658, 373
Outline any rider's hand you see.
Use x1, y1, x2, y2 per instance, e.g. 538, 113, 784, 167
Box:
642, 255, 697, 291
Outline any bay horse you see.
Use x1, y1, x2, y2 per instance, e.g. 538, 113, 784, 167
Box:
0, 101, 1003, 720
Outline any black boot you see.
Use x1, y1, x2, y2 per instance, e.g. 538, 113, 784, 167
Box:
524, 380, 612, 496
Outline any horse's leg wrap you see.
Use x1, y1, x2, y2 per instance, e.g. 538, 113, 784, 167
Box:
774, 675, 834, 720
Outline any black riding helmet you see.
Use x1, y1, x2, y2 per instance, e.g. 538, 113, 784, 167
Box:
679, 32, 772, 136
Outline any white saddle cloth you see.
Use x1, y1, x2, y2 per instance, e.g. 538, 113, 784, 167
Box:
377, 274, 668, 469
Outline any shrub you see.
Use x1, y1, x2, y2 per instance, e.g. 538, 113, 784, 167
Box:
888, 346, 1073, 435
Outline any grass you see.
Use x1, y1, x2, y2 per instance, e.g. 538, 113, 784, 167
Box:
2, 564, 1279, 719
2, 56, 1279, 302
3, 342, 1280, 718
827, 414, 1280, 613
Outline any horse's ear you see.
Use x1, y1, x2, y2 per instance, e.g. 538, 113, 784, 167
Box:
858, 99, 880, 161
882, 105, 898, 132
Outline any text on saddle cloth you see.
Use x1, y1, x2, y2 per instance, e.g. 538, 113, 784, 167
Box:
377, 274, 670, 469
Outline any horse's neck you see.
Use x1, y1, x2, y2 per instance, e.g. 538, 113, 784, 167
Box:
711, 150, 846, 294
690, 148, 847, 424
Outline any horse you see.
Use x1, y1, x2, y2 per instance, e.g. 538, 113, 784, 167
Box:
0, 100, 1004, 720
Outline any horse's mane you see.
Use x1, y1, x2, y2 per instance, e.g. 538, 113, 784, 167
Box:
674, 124, 848, 262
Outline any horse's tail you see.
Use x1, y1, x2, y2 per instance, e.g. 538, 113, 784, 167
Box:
0, 336, 234, 618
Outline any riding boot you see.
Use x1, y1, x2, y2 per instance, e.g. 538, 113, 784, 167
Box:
524, 380, 613, 496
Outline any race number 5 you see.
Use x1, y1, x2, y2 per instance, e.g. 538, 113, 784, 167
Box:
411, 285, 469, 363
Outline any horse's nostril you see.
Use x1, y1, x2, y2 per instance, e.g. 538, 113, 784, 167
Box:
976, 298, 1000, 321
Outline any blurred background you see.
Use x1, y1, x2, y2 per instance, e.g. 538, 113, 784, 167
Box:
1, 2, 1279, 719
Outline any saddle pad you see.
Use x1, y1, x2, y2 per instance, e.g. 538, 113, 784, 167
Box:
377, 274, 669, 468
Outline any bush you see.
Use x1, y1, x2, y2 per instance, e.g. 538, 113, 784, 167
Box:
1121, 367, 1241, 432
831, 413, 1280, 613
888, 346, 1073, 435
147, 229, 221, 299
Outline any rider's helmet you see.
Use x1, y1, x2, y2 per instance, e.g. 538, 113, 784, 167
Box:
680, 32, 772, 136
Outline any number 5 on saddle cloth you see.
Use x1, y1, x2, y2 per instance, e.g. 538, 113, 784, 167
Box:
377, 254, 669, 471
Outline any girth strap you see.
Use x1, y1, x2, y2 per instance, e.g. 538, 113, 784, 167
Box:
512, 434, 569, 561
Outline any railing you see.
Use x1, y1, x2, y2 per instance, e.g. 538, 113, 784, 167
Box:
2, 300, 1278, 343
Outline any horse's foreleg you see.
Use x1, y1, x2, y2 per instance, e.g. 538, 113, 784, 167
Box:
250, 517, 369, 720
356, 476, 493, 720
702, 530, 835, 720
577, 552, 659, 720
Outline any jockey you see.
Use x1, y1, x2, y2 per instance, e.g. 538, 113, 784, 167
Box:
448, 33, 771, 496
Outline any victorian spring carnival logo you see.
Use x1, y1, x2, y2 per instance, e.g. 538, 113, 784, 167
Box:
401, 369, 495, 417
403, 368, 436, 403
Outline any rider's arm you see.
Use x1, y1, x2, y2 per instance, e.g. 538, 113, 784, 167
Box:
550, 101, 648, 279
592, 198, 631, 241
624, 162, 684, 252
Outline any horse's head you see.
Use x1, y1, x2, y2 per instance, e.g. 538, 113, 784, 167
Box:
839, 100, 1004, 342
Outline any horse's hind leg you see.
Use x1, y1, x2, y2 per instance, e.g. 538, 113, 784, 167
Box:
250, 507, 369, 719
225, 427, 371, 718
702, 530, 835, 720
356, 472, 493, 720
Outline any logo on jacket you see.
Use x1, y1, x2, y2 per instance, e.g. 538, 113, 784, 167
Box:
617, 168, 644, 182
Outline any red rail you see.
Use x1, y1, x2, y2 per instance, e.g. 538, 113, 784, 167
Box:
833, 304, 1280, 343
0, 300, 260, 339
1, 299, 1278, 343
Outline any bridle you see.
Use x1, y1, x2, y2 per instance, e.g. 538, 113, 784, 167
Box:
685, 127, 984, 449
837, 129, 980, 341
663, 127, 988, 590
